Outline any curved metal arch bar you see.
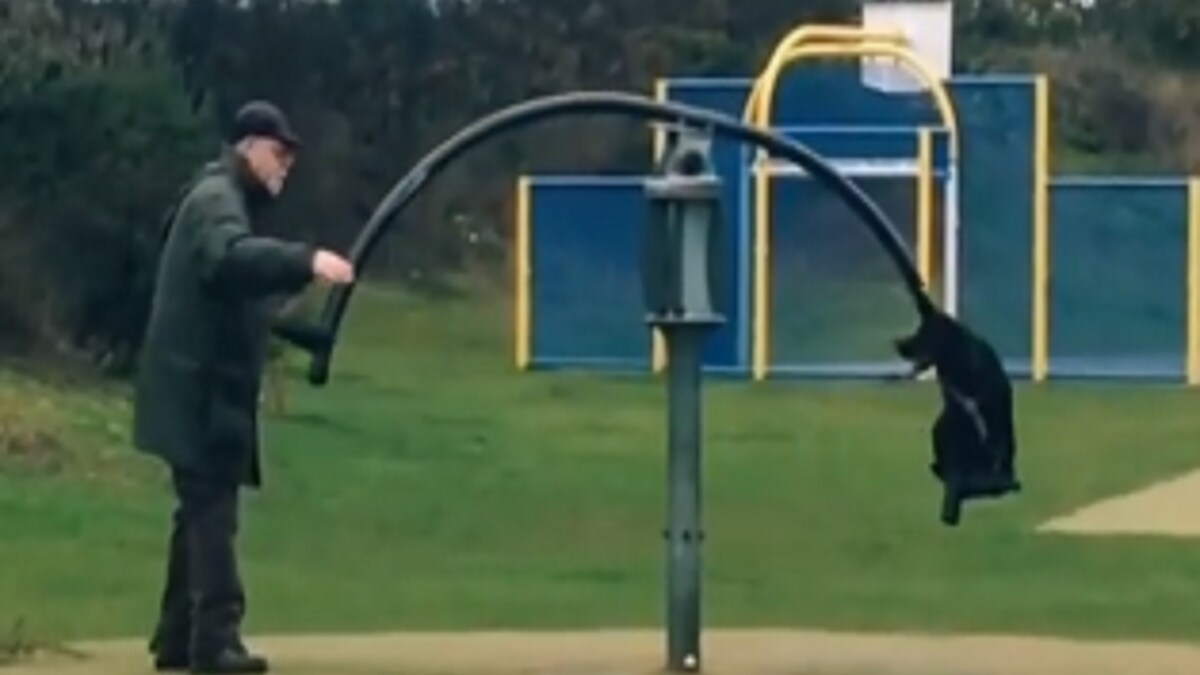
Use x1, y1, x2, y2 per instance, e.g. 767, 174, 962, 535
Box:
300, 91, 934, 385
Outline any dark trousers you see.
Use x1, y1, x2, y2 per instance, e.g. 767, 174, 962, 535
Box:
153, 467, 246, 654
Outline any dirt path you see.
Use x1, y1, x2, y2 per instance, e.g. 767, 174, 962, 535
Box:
10, 629, 1200, 675
1038, 468, 1200, 537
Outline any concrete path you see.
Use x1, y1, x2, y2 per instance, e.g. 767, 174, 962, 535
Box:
1039, 468, 1200, 537
10, 629, 1200, 675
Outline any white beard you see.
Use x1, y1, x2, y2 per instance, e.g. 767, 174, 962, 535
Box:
265, 173, 286, 195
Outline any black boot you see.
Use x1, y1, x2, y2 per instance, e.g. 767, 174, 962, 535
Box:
189, 639, 268, 674
149, 628, 191, 672
189, 597, 266, 674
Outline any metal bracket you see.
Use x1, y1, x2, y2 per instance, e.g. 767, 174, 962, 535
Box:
657, 122, 715, 177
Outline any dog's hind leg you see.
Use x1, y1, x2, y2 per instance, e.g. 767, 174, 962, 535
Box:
940, 482, 963, 526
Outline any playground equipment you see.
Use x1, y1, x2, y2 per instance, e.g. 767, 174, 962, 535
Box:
285, 78, 1017, 667
738, 20, 962, 382
287, 86, 1014, 672
316, 91, 984, 669
516, 6, 1200, 385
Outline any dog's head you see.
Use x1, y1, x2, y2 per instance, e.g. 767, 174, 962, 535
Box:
895, 328, 932, 371
895, 310, 951, 371
895, 309, 982, 380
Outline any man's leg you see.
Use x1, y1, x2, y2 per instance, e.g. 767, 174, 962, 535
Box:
149, 504, 192, 670
172, 468, 267, 673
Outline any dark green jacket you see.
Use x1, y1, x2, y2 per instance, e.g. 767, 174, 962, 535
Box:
133, 149, 315, 487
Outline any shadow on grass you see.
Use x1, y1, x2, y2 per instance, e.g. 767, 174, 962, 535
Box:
279, 410, 363, 436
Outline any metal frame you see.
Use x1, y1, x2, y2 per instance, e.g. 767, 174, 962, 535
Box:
507, 39, 1090, 386
738, 26, 963, 381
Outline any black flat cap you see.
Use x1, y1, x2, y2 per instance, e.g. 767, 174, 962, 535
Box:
230, 100, 301, 149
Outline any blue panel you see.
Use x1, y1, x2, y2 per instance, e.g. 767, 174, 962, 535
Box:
529, 177, 651, 371
653, 73, 1042, 380
1048, 179, 1188, 380
771, 63, 942, 127
773, 126, 951, 166
661, 75, 965, 379
766, 171, 937, 373
661, 81, 752, 371
948, 79, 1036, 368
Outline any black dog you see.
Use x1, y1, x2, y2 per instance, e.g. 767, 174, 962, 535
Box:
894, 307, 1021, 526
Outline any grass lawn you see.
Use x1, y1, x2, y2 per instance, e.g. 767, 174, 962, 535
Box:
4, 281, 1200, 648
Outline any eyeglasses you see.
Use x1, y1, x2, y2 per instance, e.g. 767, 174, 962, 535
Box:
268, 140, 295, 168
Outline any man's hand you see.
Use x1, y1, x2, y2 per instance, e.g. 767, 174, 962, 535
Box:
312, 250, 355, 285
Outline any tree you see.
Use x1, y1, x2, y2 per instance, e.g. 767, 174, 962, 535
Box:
0, 0, 213, 370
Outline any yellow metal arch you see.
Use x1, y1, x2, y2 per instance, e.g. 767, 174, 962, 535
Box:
760, 24, 909, 53
651, 79, 669, 373
649, 27, 908, 375
744, 43, 959, 158
742, 36, 962, 382
743, 25, 910, 123
917, 127, 935, 287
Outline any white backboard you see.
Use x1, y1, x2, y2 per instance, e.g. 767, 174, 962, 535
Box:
861, 1, 953, 93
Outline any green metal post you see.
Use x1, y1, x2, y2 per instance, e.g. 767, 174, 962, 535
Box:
641, 124, 725, 673
664, 321, 705, 671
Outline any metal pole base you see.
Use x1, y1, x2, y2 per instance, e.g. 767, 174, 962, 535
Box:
659, 321, 711, 672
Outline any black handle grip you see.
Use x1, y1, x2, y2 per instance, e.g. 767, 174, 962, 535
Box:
269, 318, 334, 387
307, 350, 331, 386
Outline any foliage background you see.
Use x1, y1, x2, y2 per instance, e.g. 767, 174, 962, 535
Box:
2, 0, 1198, 373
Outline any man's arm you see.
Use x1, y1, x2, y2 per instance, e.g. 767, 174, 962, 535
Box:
191, 188, 316, 297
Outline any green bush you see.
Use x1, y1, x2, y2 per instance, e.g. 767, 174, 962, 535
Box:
0, 65, 215, 373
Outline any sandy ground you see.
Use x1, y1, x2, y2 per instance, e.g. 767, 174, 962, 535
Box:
1038, 468, 1200, 537
11, 629, 1200, 675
